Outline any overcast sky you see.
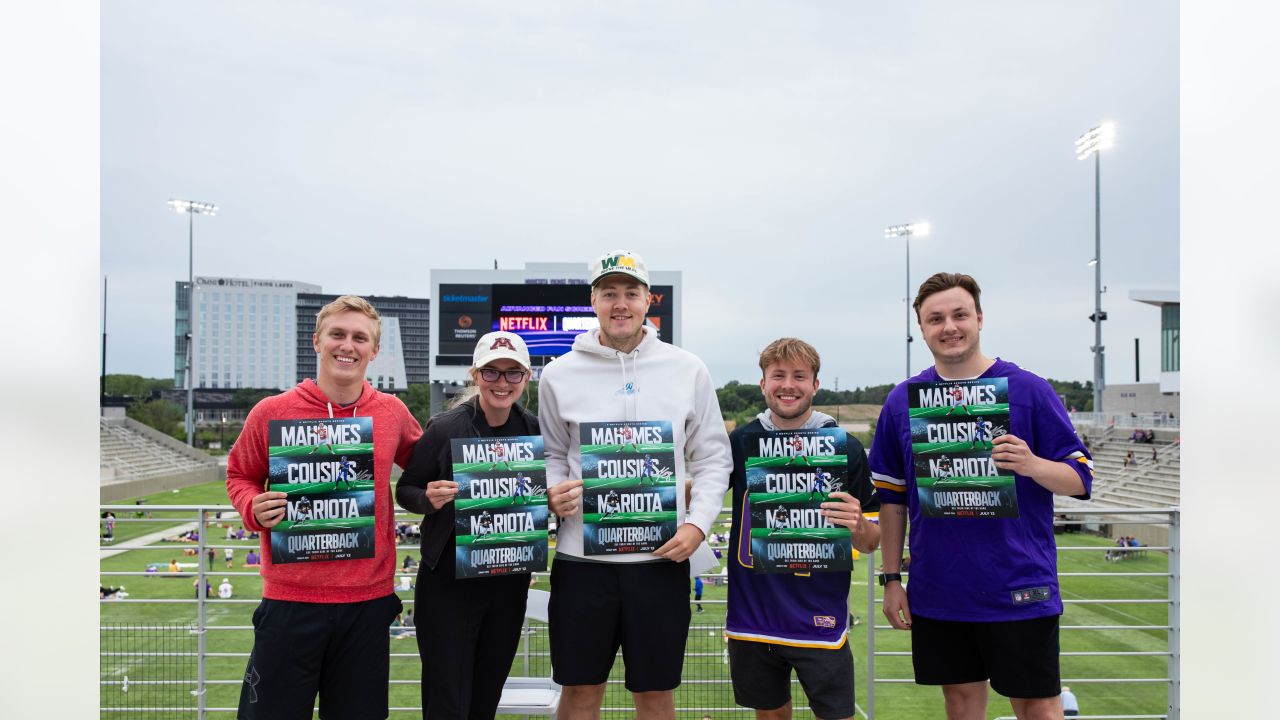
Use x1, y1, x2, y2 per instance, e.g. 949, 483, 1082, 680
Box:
101, 1, 1178, 390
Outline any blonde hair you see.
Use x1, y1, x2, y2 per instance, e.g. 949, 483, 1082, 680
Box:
758, 337, 821, 377
315, 295, 381, 347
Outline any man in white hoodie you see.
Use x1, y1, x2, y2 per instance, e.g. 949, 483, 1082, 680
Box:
541, 250, 734, 719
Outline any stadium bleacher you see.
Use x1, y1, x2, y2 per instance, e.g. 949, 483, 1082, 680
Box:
1075, 426, 1181, 510
100, 417, 220, 501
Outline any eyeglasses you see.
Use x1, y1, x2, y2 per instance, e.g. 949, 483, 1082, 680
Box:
478, 367, 528, 383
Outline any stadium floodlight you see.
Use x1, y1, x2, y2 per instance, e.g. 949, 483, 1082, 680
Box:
169, 198, 218, 447
1074, 122, 1116, 160
1075, 122, 1115, 414
167, 199, 219, 216
885, 221, 931, 379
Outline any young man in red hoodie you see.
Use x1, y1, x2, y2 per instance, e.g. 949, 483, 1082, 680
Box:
226, 295, 422, 720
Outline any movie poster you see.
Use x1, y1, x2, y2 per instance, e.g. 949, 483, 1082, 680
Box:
267, 417, 376, 564
907, 378, 1018, 518
450, 435, 548, 578
579, 421, 677, 555
744, 428, 851, 573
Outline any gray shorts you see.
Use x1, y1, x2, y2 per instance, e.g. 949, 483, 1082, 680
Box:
727, 638, 854, 719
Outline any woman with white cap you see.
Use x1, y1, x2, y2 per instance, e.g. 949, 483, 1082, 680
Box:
395, 330, 538, 720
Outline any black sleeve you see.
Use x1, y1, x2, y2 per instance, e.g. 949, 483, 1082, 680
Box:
846, 436, 880, 513
395, 420, 450, 516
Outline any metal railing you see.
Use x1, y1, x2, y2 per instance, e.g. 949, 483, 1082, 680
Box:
1070, 412, 1180, 430
863, 507, 1179, 720
101, 504, 1179, 718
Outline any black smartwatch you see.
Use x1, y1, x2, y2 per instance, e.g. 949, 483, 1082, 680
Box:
877, 572, 903, 586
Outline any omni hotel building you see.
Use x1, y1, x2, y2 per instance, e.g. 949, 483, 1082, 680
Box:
173, 277, 429, 420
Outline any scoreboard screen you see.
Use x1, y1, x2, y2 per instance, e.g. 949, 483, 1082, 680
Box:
438, 282, 675, 360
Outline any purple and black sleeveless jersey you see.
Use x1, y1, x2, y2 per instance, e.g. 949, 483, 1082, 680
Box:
725, 418, 880, 648
868, 358, 1093, 622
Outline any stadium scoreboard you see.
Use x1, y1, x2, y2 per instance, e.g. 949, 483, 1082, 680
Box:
430, 264, 681, 384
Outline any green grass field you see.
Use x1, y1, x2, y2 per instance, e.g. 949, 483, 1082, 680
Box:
100, 481, 1172, 718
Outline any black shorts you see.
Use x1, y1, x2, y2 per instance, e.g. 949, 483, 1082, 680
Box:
727, 639, 854, 719
238, 593, 402, 720
910, 613, 1061, 699
414, 562, 529, 719
549, 557, 690, 692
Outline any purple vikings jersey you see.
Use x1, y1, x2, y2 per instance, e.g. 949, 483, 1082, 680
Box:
726, 418, 880, 647
868, 359, 1093, 622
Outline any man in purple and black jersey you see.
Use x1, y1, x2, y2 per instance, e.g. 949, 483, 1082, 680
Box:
869, 272, 1093, 720
725, 338, 880, 720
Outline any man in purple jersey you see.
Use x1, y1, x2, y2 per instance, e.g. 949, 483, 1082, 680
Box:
869, 273, 1093, 720
725, 338, 880, 720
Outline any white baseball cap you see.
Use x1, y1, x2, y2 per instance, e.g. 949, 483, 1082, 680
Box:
473, 331, 531, 370
588, 249, 650, 287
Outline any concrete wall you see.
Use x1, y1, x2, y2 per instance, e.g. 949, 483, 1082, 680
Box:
100, 466, 223, 503
1102, 383, 1180, 416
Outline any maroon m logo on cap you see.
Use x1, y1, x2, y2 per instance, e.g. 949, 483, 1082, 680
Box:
491, 337, 516, 351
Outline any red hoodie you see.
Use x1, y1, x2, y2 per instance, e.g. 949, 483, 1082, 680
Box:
226, 379, 422, 603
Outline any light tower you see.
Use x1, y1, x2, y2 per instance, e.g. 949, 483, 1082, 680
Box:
168, 198, 218, 446
885, 221, 931, 379
1075, 123, 1115, 414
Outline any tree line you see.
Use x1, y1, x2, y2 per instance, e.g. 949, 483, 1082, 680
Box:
106, 374, 1094, 452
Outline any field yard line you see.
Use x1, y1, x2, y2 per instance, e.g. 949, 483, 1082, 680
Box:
100, 523, 198, 560
1061, 587, 1157, 626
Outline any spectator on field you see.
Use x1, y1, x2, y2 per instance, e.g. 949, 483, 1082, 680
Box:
225, 547, 235, 567
207, 547, 216, 570
168, 558, 180, 574
194, 577, 212, 599
1061, 685, 1080, 716
218, 578, 234, 599
244, 550, 260, 566
101, 511, 116, 542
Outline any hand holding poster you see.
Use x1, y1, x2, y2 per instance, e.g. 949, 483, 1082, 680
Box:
579, 421, 677, 555
744, 428, 851, 573
450, 435, 548, 578
267, 417, 376, 564
907, 378, 1018, 518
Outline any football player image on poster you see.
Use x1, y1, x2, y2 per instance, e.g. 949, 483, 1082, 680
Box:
450, 435, 549, 578
579, 421, 677, 555
907, 377, 1018, 518
744, 428, 851, 573
267, 417, 376, 564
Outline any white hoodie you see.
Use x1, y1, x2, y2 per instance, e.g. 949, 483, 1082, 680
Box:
539, 326, 733, 562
